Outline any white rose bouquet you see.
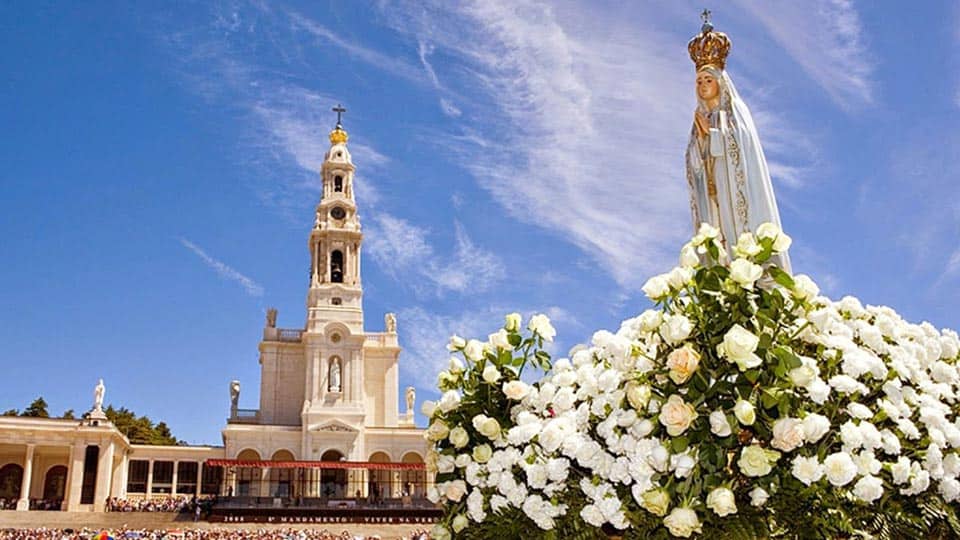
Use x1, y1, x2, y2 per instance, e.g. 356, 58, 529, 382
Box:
427, 223, 960, 539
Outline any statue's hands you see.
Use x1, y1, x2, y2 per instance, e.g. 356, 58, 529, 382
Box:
694, 110, 710, 140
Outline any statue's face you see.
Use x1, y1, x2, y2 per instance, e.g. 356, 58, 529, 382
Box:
696, 70, 720, 101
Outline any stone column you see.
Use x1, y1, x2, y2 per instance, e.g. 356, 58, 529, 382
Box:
15, 444, 35, 510
195, 461, 203, 497
112, 453, 128, 498
92, 442, 115, 511
145, 459, 154, 498
260, 467, 270, 497
171, 460, 179, 496
65, 443, 85, 511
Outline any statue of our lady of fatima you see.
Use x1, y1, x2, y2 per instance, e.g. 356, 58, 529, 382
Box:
685, 11, 792, 272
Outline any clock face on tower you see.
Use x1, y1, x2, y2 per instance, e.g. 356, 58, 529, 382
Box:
330, 207, 346, 220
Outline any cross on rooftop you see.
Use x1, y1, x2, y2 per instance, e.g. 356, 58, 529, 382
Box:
332, 104, 346, 128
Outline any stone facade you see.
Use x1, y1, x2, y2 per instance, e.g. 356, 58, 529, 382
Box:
0, 122, 426, 511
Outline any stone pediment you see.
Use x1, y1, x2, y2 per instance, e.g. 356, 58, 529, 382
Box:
311, 420, 358, 433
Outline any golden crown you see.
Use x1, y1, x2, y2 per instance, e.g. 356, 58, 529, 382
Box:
687, 12, 731, 71
329, 126, 348, 145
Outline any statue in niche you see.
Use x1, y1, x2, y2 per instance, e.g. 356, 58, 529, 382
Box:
266, 308, 277, 328
385, 312, 397, 333
230, 380, 240, 412
93, 379, 105, 412
405, 386, 416, 416
329, 358, 342, 393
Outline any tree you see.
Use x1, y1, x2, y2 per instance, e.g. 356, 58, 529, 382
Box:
21, 397, 49, 418
2, 409, 18, 417
103, 405, 180, 445
61, 409, 75, 419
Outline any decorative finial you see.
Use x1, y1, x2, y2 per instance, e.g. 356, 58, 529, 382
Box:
329, 103, 349, 145
688, 9, 731, 71
700, 8, 713, 33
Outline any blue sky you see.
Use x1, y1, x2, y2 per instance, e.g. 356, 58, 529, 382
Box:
2, 1, 958, 445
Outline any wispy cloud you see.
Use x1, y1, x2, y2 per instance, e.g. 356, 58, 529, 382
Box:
179, 238, 264, 297
734, 0, 875, 110
366, 215, 504, 295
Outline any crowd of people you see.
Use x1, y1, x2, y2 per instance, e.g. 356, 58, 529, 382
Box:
0, 528, 433, 540
105, 496, 213, 513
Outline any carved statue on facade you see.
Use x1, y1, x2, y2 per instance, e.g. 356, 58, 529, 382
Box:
385, 312, 397, 333
405, 386, 416, 416
93, 379, 105, 412
329, 358, 342, 392
230, 380, 240, 413
266, 308, 277, 328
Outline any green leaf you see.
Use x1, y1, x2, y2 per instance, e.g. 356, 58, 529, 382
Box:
508, 333, 522, 347
672, 436, 689, 453
768, 267, 795, 289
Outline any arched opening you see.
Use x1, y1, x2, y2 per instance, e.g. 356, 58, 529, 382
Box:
320, 450, 346, 498
0, 463, 23, 500
328, 356, 342, 392
235, 449, 261, 497
401, 452, 426, 498
42, 465, 68, 503
269, 450, 295, 498
368, 451, 392, 503
330, 250, 344, 283
334, 175, 343, 192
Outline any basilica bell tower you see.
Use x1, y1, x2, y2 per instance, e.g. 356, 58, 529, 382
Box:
306, 105, 364, 335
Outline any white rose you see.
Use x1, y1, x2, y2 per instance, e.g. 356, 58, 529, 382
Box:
666, 266, 694, 290
847, 402, 873, 420
447, 334, 466, 351
679, 243, 700, 268
472, 444, 492, 464
672, 453, 696, 478
436, 454, 455, 474
771, 417, 805, 452
706, 487, 737, 517
853, 475, 883, 502
463, 339, 485, 361
823, 452, 858, 487
438, 390, 461, 413
789, 360, 817, 387
448, 426, 469, 448
793, 274, 820, 300
734, 399, 756, 426
661, 314, 693, 344
488, 329, 513, 351
638, 309, 663, 332
717, 324, 762, 371
806, 378, 831, 404
637, 488, 670, 516
505, 312, 522, 332
662, 507, 702, 538
802, 413, 831, 443
891, 457, 912, 485
666, 345, 701, 384
528, 314, 557, 342
939, 478, 960, 502
658, 395, 698, 437
503, 380, 531, 400
791, 455, 824, 486
421, 400, 438, 418
756, 222, 792, 252
696, 222, 720, 240
739, 445, 780, 477
729, 258, 764, 289
710, 410, 732, 437
626, 383, 652, 410
448, 356, 465, 374
430, 525, 451, 540
482, 365, 502, 383
425, 420, 450, 442
749, 487, 769, 507
472, 414, 501, 440
443, 480, 467, 502
642, 274, 671, 300
452, 513, 469, 532
734, 232, 762, 258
